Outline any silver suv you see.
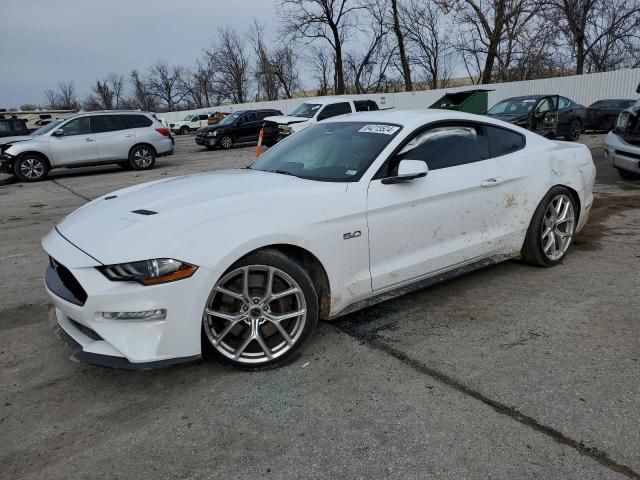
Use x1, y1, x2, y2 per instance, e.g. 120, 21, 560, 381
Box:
0, 111, 174, 182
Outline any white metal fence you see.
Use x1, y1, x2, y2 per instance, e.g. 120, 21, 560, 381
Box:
161, 68, 640, 122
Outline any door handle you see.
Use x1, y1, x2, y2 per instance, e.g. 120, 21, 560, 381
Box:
84, 138, 94, 142
481, 177, 504, 187
125, 134, 134, 138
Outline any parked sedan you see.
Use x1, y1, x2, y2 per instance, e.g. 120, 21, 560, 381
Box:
486, 95, 585, 141
43, 110, 595, 370
584, 99, 636, 132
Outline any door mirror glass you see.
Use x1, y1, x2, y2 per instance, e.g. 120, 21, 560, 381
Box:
382, 160, 428, 184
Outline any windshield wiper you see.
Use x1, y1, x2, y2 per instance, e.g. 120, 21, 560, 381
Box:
270, 169, 294, 176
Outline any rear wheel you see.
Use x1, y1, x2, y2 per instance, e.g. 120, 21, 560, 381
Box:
128, 145, 156, 170
565, 119, 582, 141
617, 168, 640, 180
202, 249, 318, 369
521, 187, 577, 267
14, 154, 49, 182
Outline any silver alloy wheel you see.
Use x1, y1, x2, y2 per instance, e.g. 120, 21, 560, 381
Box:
133, 148, 153, 168
20, 157, 45, 179
541, 194, 575, 261
203, 265, 307, 365
221, 136, 232, 149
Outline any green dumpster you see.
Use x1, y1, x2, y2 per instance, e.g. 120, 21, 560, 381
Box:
429, 89, 492, 114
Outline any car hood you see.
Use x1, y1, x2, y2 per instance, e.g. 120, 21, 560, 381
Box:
56, 169, 344, 265
0, 135, 34, 146
198, 125, 223, 133
486, 113, 529, 123
263, 115, 309, 125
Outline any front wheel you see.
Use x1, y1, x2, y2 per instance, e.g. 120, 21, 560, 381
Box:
14, 154, 50, 182
128, 145, 156, 170
219, 135, 233, 149
180, 126, 190, 135
202, 249, 318, 369
565, 119, 582, 141
521, 187, 577, 267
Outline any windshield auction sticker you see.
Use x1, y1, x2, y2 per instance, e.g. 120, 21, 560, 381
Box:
359, 124, 400, 135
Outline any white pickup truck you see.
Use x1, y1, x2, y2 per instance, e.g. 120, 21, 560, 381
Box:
169, 113, 210, 135
263, 97, 379, 140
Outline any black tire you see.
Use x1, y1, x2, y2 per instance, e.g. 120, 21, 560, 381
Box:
14, 153, 50, 182
219, 135, 234, 150
180, 126, 190, 135
564, 119, 582, 141
617, 168, 640, 180
128, 144, 156, 171
202, 249, 319, 369
521, 186, 577, 267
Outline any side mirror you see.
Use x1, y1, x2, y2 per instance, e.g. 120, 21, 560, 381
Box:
636, 82, 640, 94
382, 160, 428, 184
52, 129, 64, 137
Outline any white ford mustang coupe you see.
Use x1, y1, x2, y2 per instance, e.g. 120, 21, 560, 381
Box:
42, 110, 595, 369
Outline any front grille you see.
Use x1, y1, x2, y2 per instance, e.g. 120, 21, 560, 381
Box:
46, 257, 88, 306
69, 318, 102, 341
615, 149, 640, 160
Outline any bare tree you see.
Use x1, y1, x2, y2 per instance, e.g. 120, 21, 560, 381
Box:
45, 81, 79, 110
250, 21, 280, 100
129, 70, 158, 112
206, 27, 252, 104
271, 44, 301, 98
390, 0, 413, 91
306, 45, 334, 95
401, 0, 453, 89
549, 0, 640, 74
279, 0, 363, 94
90, 72, 126, 110
146, 60, 187, 110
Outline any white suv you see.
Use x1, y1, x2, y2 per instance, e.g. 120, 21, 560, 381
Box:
169, 113, 209, 135
0, 111, 174, 182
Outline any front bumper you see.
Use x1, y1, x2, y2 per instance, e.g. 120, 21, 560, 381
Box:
42, 229, 220, 369
195, 133, 219, 147
604, 132, 640, 174
0, 152, 15, 174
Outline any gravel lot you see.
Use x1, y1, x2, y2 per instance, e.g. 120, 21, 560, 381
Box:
1, 133, 639, 480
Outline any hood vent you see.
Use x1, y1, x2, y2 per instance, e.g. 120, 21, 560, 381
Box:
131, 209, 158, 216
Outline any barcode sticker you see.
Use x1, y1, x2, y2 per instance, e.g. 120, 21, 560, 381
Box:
358, 124, 400, 135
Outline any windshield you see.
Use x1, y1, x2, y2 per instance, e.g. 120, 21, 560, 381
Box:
488, 98, 538, 115
182, 115, 193, 121
32, 118, 65, 136
249, 122, 402, 182
219, 112, 242, 125
290, 103, 322, 118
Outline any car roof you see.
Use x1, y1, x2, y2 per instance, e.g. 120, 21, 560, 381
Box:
64, 110, 154, 120
326, 108, 547, 136
499, 95, 547, 101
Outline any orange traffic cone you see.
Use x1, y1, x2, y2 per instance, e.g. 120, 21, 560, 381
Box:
256, 128, 264, 158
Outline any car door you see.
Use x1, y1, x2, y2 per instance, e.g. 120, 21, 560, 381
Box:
236, 112, 258, 141
367, 122, 514, 291
49, 116, 98, 166
529, 96, 559, 137
556, 96, 574, 135
92, 115, 135, 162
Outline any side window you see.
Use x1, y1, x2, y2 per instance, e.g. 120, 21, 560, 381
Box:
537, 97, 558, 113
317, 102, 352, 121
558, 97, 570, 109
91, 115, 128, 133
0, 121, 10, 133
486, 126, 525, 157
11, 120, 27, 133
199, 114, 208, 121
392, 124, 490, 173
125, 115, 153, 128
242, 112, 257, 123
62, 117, 91, 136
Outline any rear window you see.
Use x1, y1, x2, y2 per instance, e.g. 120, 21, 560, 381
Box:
486, 125, 525, 157
126, 115, 153, 128
354, 100, 379, 112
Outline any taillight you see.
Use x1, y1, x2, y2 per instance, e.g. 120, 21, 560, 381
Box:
155, 127, 170, 137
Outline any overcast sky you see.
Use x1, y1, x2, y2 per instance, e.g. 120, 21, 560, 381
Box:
0, 0, 280, 108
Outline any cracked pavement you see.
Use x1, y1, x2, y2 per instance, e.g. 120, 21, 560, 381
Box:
1, 134, 638, 479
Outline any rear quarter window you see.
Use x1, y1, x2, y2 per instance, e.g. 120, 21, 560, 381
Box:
126, 115, 153, 128
486, 125, 526, 157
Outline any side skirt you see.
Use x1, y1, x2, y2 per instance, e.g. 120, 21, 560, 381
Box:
329, 253, 516, 320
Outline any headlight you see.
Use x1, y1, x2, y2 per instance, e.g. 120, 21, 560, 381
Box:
212, 130, 219, 136
279, 125, 292, 135
98, 259, 197, 285
206, 131, 215, 137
